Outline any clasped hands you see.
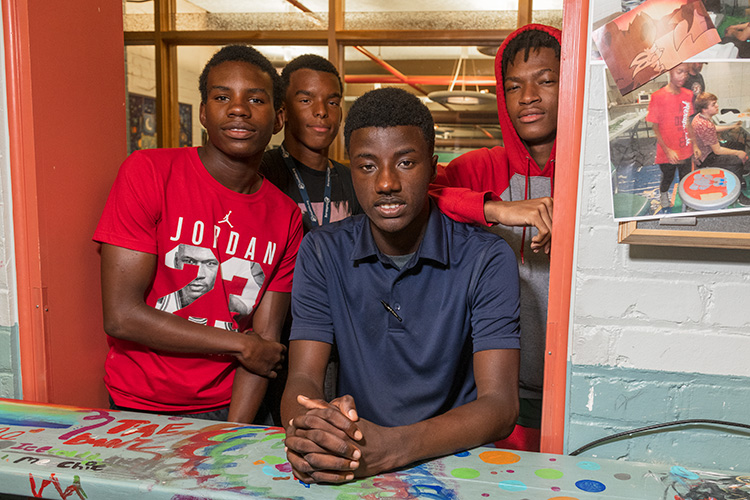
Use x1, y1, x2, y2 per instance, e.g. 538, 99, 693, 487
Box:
284, 394, 398, 484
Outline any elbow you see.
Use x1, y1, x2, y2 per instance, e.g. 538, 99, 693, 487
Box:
102, 306, 136, 341
102, 311, 124, 340
489, 394, 519, 442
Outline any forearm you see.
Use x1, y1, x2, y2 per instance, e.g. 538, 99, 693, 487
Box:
717, 146, 744, 157
652, 123, 669, 152
281, 372, 326, 430
429, 184, 492, 226
228, 367, 269, 423
715, 124, 736, 133
228, 290, 289, 423
104, 302, 248, 355
382, 393, 518, 471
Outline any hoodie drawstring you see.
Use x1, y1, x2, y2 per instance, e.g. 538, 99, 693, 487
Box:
520, 160, 531, 264
520, 158, 555, 264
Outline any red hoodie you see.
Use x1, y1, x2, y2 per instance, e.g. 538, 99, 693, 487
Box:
429, 23, 560, 225
429, 24, 561, 430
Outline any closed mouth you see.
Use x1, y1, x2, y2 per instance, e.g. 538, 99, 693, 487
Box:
518, 109, 545, 123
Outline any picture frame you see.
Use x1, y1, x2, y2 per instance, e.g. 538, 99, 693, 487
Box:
128, 93, 192, 152
618, 213, 750, 248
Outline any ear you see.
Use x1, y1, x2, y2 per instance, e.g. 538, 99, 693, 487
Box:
199, 102, 207, 128
273, 106, 285, 135
430, 154, 438, 181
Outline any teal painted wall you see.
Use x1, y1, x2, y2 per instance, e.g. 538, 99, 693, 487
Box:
567, 364, 750, 472
0, 324, 21, 398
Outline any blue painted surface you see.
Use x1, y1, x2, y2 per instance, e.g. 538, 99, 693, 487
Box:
568, 364, 750, 471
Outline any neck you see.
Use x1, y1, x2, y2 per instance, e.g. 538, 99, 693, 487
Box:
283, 134, 330, 171
198, 144, 263, 194
667, 82, 682, 94
525, 139, 554, 169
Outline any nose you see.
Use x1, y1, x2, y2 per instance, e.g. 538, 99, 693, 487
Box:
195, 264, 208, 279
228, 96, 250, 117
312, 99, 328, 118
375, 165, 401, 194
519, 84, 541, 105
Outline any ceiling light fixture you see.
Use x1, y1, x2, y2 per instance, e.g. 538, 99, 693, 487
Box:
428, 47, 496, 109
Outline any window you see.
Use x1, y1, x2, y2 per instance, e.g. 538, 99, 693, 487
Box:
123, 0, 562, 161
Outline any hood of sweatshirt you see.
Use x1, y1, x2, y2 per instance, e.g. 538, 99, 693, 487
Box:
494, 23, 562, 180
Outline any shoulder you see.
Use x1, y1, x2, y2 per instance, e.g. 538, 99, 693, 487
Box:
449, 147, 507, 168
260, 148, 288, 185
261, 147, 283, 167
307, 215, 360, 242
330, 159, 352, 178
259, 179, 301, 214
116, 147, 196, 185
439, 211, 513, 256
299, 216, 360, 255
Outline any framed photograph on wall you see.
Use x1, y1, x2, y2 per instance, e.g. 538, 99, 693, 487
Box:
605, 60, 750, 221
128, 93, 192, 153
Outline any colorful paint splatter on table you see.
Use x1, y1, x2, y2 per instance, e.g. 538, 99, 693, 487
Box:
0, 398, 748, 499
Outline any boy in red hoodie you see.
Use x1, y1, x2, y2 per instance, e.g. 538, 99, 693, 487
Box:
429, 24, 561, 451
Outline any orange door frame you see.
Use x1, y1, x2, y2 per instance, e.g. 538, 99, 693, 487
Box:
540, 0, 589, 453
3, 0, 125, 407
3, 0, 48, 402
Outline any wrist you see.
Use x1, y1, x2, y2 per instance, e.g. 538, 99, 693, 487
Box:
482, 199, 503, 226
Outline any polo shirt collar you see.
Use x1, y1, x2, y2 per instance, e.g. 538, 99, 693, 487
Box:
350, 201, 449, 266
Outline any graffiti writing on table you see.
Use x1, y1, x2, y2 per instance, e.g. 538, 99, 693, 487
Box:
28, 473, 87, 500
13, 456, 106, 471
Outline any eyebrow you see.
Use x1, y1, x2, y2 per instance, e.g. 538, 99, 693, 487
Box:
505, 68, 557, 82
209, 85, 270, 96
294, 89, 343, 99
394, 147, 417, 156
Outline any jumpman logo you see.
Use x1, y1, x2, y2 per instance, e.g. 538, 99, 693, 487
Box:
218, 211, 234, 228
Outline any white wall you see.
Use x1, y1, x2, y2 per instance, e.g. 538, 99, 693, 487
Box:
566, 54, 750, 471
0, 18, 21, 398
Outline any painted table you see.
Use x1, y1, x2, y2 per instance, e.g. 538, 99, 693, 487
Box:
0, 399, 748, 500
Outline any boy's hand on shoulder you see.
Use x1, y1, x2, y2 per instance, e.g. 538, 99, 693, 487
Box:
484, 198, 553, 254
235, 331, 285, 378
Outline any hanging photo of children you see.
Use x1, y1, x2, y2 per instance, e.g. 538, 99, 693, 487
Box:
593, 0, 720, 95
605, 59, 750, 221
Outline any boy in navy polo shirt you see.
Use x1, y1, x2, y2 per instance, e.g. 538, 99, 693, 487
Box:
280, 87, 521, 483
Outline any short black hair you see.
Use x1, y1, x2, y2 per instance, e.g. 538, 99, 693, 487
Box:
198, 45, 283, 109
344, 88, 434, 152
501, 29, 561, 80
281, 54, 343, 95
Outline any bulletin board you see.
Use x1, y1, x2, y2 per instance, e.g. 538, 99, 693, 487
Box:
618, 215, 750, 249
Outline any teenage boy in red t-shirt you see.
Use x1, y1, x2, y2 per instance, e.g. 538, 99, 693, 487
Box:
94, 45, 303, 423
646, 63, 702, 209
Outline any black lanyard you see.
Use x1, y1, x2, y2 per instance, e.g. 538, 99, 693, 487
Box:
280, 143, 331, 226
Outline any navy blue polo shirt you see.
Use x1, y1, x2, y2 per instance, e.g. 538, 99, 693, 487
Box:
290, 205, 520, 427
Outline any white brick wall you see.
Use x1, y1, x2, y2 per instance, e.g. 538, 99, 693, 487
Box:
0, 20, 20, 399
571, 62, 750, 382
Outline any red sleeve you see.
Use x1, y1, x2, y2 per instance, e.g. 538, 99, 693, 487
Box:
93, 151, 162, 254
645, 90, 662, 124
266, 206, 303, 293
429, 148, 504, 226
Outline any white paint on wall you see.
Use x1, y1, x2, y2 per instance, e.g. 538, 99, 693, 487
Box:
0, 17, 22, 398
571, 33, 750, 381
